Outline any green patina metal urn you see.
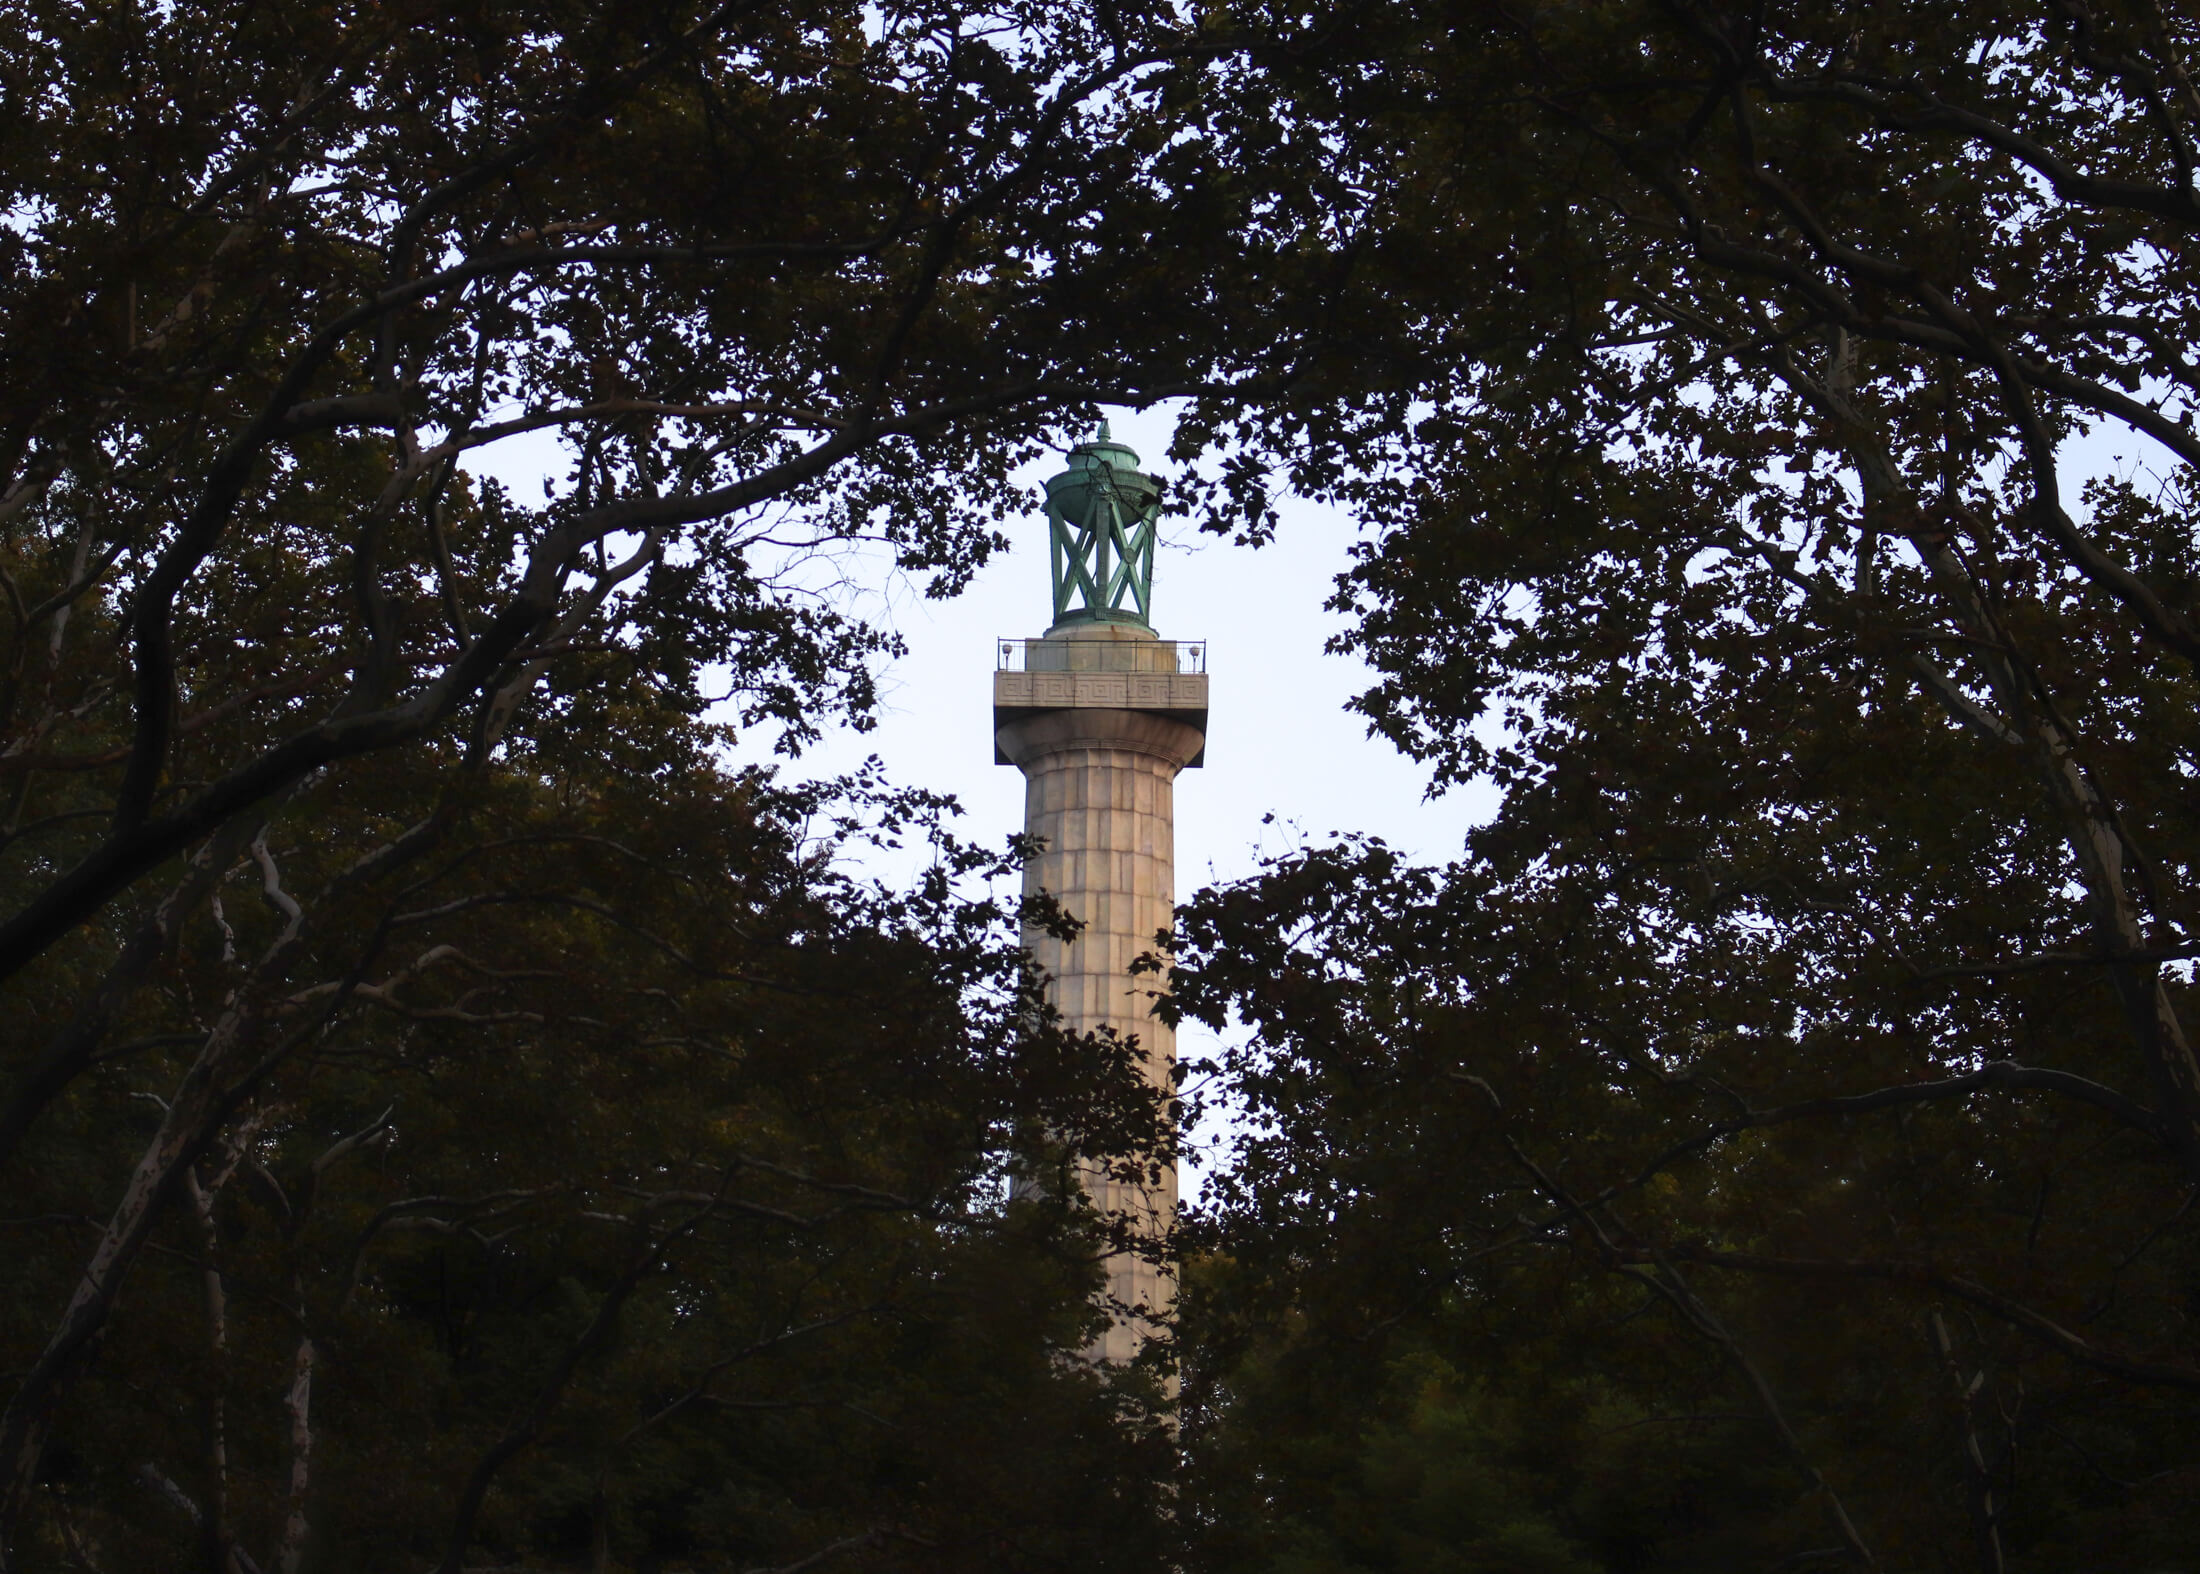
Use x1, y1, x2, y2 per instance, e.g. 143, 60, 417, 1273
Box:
1042, 421, 1162, 632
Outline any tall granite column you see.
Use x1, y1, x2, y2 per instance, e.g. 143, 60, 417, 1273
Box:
992, 429, 1207, 1363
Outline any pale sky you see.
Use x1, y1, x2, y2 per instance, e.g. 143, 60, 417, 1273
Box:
476, 404, 2151, 1198
780, 402, 1490, 894
476, 402, 1492, 1198
756, 403, 1494, 1197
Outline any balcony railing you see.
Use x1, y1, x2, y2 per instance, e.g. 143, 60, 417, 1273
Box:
997, 638, 1206, 674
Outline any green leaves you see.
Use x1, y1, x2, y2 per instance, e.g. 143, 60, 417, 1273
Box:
0, 3, 1234, 1565
1165, 3, 2200, 1567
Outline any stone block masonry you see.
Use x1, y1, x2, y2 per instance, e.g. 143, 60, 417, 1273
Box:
995, 667, 1204, 1366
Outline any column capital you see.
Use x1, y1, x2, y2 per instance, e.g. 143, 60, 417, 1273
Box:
995, 707, 1206, 774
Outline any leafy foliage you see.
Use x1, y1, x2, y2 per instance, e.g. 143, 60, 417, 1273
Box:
18, 0, 2200, 1568
0, 0, 1237, 1566
1165, 3, 2200, 1570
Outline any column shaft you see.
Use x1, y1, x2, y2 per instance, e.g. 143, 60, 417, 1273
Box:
997, 707, 1201, 1364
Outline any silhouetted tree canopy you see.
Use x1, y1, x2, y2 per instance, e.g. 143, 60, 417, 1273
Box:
0, 0, 1221, 1566
11, 0, 2200, 1570
1168, 2, 2200, 1570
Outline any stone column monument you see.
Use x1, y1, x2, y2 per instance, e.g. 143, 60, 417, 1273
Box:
992, 425, 1208, 1364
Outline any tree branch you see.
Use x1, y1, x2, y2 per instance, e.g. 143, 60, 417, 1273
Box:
1659, 1244, 2200, 1394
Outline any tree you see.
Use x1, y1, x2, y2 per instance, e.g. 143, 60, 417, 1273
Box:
0, 0, 1261, 1564
1161, 2, 2200, 1568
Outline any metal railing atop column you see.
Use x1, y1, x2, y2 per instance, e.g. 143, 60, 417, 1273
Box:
997, 638, 1207, 674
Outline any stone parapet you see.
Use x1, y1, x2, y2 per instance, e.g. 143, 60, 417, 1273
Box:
993, 670, 1207, 765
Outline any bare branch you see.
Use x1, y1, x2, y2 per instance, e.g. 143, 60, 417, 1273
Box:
741, 1532, 885, 1574
430, 1190, 727, 1574
1496, 1129, 1879, 1568
1661, 1245, 2200, 1394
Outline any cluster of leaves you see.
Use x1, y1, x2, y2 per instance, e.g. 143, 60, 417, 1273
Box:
20, 0, 2200, 1567
1160, 2, 2200, 1570
13, 743, 1177, 1573
0, 0, 1266, 1567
